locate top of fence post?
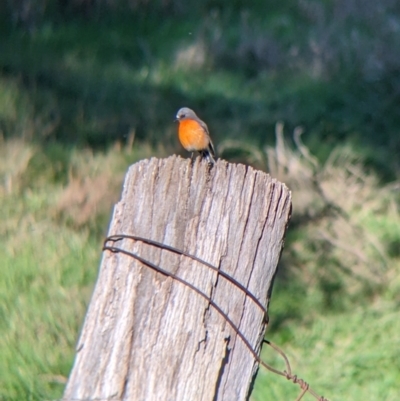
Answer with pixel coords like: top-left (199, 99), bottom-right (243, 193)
top-left (63, 155), bottom-right (292, 401)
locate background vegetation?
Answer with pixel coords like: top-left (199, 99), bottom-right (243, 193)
top-left (1, 1), bottom-right (399, 400)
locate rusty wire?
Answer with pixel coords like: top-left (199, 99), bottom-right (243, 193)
top-left (103, 234), bottom-right (329, 401)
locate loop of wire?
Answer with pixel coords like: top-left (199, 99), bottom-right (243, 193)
top-left (103, 234), bottom-right (329, 401)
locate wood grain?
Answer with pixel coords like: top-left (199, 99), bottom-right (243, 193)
top-left (63, 156), bottom-right (292, 401)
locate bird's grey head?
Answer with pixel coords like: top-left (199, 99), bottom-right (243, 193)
top-left (175, 107), bottom-right (197, 121)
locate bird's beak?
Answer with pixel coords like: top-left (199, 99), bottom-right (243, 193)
top-left (174, 117), bottom-right (179, 122)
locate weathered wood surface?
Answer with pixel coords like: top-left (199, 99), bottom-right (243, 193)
top-left (63, 155), bottom-right (292, 401)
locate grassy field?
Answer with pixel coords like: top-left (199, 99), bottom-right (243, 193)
top-left (1, 2), bottom-right (400, 400)
top-left (1, 135), bottom-right (399, 401)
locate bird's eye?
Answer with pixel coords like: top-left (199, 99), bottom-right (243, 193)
top-left (181, 114), bottom-right (185, 118)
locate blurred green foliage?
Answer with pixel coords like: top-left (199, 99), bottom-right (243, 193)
top-left (1, 0), bottom-right (400, 177)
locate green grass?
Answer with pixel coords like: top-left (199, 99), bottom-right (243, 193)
top-left (1, 137), bottom-right (399, 401)
top-left (0, 139), bottom-right (156, 401)
top-left (0, 224), bottom-right (98, 400)
top-left (0, 142), bottom-right (99, 400)
top-left (252, 298), bottom-right (400, 401)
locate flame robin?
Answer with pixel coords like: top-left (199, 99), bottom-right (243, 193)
top-left (175, 107), bottom-right (216, 164)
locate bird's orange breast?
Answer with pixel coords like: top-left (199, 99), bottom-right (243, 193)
top-left (178, 119), bottom-right (209, 152)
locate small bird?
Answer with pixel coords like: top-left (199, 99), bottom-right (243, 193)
top-left (175, 107), bottom-right (216, 164)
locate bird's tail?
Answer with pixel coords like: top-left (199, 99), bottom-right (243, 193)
top-left (200, 148), bottom-right (216, 165)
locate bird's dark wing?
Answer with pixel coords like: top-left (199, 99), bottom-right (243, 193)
top-left (195, 117), bottom-right (216, 157)
top-left (208, 137), bottom-right (216, 157)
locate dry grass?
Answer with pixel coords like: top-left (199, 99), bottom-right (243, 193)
top-left (56, 173), bottom-right (119, 227)
top-left (55, 141), bottom-right (157, 228)
top-left (0, 137), bottom-right (35, 196)
top-left (220, 123), bottom-right (400, 299)
top-left (55, 148), bottom-right (124, 228)
top-left (268, 123), bottom-right (400, 297)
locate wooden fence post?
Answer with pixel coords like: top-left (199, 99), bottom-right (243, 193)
top-left (63, 156), bottom-right (292, 401)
